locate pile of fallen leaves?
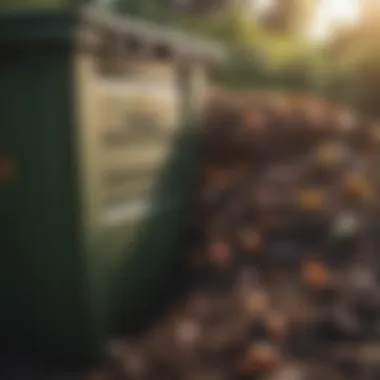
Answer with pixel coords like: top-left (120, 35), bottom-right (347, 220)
top-left (104, 90), bottom-right (380, 380)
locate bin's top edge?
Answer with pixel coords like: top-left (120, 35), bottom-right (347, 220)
top-left (0, 5), bottom-right (226, 63)
top-left (80, 6), bottom-right (226, 63)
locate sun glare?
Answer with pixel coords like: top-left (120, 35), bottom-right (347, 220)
top-left (252, 0), bottom-right (361, 41)
top-left (311, 0), bottom-right (361, 41)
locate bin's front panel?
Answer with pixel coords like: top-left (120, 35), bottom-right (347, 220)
top-left (100, 81), bottom-right (180, 224)
top-left (75, 54), bottom-right (187, 332)
top-left (97, 78), bottom-right (183, 268)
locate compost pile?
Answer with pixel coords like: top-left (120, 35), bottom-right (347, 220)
top-left (107, 91), bottom-right (380, 380)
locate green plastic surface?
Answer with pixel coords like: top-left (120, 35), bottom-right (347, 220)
top-left (0, 7), bottom-right (210, 366)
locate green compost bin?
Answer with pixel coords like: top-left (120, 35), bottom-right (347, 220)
top-left (0, 6), bottom-right (224, 365)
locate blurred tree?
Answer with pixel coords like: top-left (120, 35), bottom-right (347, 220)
top-left (260, 0), bottom-right (316, 37)
top-left (323, 2), bottom-right (380, 115)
